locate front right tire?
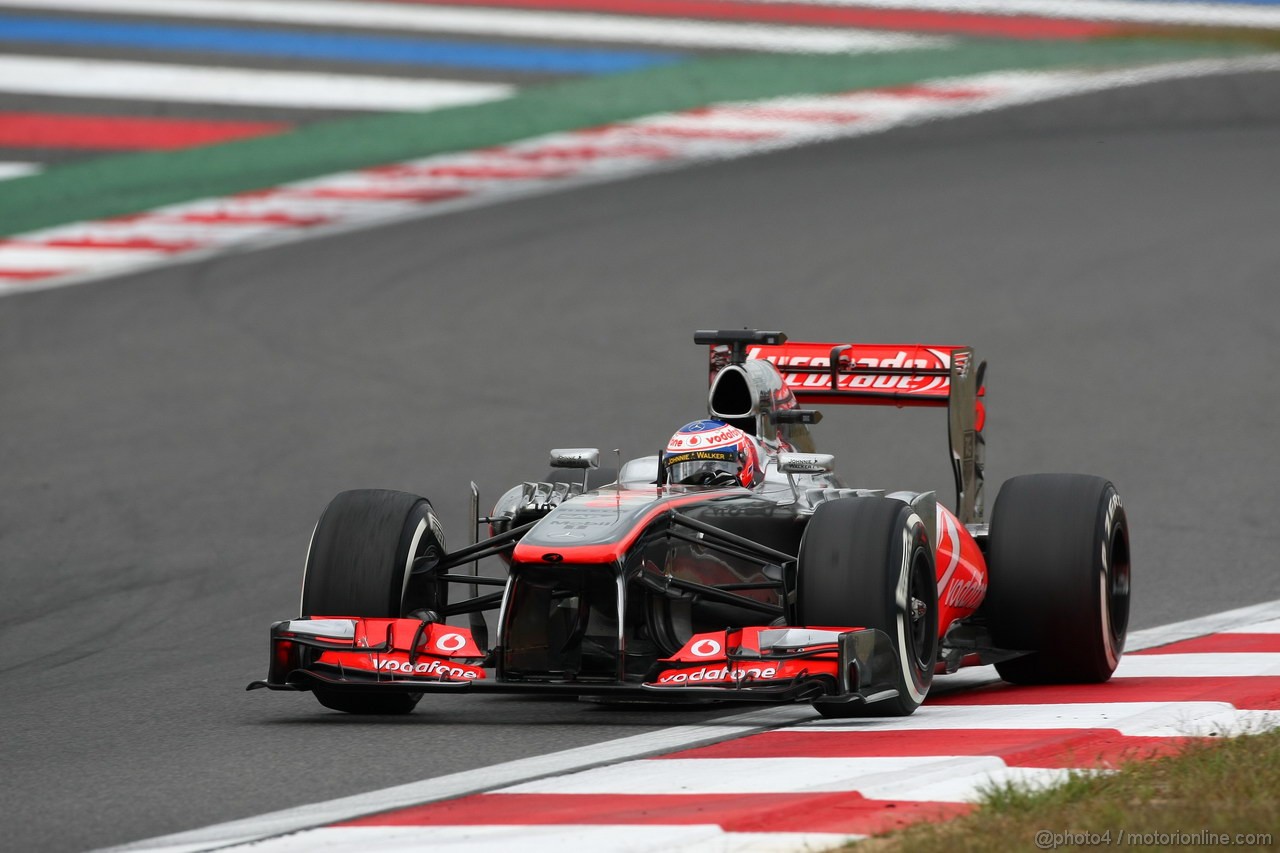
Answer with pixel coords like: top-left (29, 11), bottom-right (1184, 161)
top-left (300, 489), bottom-right (448, 714)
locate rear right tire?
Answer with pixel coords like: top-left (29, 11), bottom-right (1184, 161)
top-left (985, 474), bottom-right (1131, 684)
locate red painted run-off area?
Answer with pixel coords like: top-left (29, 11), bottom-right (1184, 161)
top-left (665, 728), bottom-right (1206, 768)
top-left (337, 791), bottom-right (974, 835)
top-left (0, 113), bottom-right (289, 150)
top-left (389, 0), bottom-right (1125, 38)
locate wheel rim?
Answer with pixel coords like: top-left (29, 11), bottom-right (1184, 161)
top-left (907, 549), bottom-right (935, 670)
top-left (1107, 524), bottom-right (1131, 648)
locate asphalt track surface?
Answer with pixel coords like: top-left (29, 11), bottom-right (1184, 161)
top-left (3, 69), bottom-right (1279, 852)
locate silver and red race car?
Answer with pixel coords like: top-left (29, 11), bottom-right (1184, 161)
top-left (250, 329), bottom-right (1131, 717)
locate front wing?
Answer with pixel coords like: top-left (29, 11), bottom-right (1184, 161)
top-left (248, 618), bottom-right (901, 708)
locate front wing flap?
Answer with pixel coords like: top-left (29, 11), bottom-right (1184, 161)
top-left (643, 626), bottom-right (901, 706)
top-left (247, 617), bottom-right (488, 693)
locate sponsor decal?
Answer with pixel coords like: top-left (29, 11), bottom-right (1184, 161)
top-left (375, 658), bottom-right (483, 680)
top-left (668, 425), bottom-right (739, 451)
top-left (745, 347), bottom-right (952, 394)
top-left (680, 420), bottom-right (723, 432)
top-left (690, 638), bottom-right (722, 658)
top-left (664, 450), bottom-right (736, 466)
top-left (943, 577), bottom-right (986, 610)
top-left (435, 632), bottom-right (467, 653)
top-left (656, 664), bottom-right (779, 684)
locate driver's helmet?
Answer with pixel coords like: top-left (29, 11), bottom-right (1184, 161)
top-left (663, 419), bottom-right (762, 488)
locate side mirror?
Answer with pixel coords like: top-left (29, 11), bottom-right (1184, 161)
top-left (772, 408), bottom-right (823, 425)
top-left (550, 448), bottom-right (600, 470)
top-left (777, 452), bottom-right (835, 475)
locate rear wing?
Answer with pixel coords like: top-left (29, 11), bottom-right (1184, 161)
top-left (696, 330), bottom-right (986, 524)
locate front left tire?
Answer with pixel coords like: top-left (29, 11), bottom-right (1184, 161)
top-left (796, 496), bottom-right (938, 717)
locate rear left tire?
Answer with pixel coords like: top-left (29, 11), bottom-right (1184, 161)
top-left (985, 474), bottom-right (1131, 684)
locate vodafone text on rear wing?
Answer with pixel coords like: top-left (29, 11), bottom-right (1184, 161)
top-left (696, 330), bottom-right (987, 524)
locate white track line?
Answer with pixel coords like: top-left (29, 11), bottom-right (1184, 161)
top-left (735, 0), bottom-right (1280, 29)
top-left (1128, 598), bottom-right (1280, 647)
top-left (500, 755), bottom-right (1075, 799)
top-left (799, 701), bottom-right (1279, 737)
top-left (1229, 617), bottom-right (1280, 634)
top-left (0, 55), bottom-right (513, 111)
top-left (0, 162), bottom-right (39, 181)
top-left (0, 245), bottom-right (171, 270)
top-left (1114, 653), bottom-right (1280, 677)
top-left (0, 0), bottom-right (944, 53)
top-left (240, 826), bottom-right (857, 853)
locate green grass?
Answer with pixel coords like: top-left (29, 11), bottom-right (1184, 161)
top-left (851, 728), bottom-right (1280, 852)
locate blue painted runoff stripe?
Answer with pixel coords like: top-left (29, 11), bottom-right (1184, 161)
top-left (0, 13), bottom-right (682, 75)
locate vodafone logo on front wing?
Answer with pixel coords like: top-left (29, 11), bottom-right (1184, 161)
top-left (690, 639), bottom-right (722, 658)
top-left (435, 633), bottom-right (467, 653)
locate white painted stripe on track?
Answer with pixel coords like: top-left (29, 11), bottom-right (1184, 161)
top-left (33, 221), bottom-right (305, 245)
top-left (797, 702), bottom-right (1280, 736)
top-left (0, 244), bottom-right (171, 270)
top-left (733, 0), bottom-right (1280, 29)
top-left (1114, 653), bottom-right (1280, 677)
top-left (235, 825), bottom-right (858, 853)
top-left (0, 0), bottom-right (945, 53)
top-left (498, 755), bottom-right (1075, 799)
top-left (1128, 598), bottom-right (1280, 647)
top-left (1228, 617), bottom-right (1280, 634)
top-left (169, 196), bottom-right (427, 219)
top-left (0, 55), bottom-right (513, 111)
top-left (95, 705), bottom-right (815, 853)
top-left (99, 599), bottom-right (1280, 852)
top-left (0, 162), bottom-right (39, 180)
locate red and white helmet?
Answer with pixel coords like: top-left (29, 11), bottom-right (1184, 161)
top-left (663, 420), bottom-right (762, 488)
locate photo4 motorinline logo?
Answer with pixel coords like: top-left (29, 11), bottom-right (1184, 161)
top-left (1035, 829), bottom-right (1273, 849)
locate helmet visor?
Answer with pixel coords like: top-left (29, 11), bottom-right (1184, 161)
top-left (665, 449), bottom-right (739, 485)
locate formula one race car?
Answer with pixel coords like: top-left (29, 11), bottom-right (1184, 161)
top-left (250, 330), bottom-right (1131, 717)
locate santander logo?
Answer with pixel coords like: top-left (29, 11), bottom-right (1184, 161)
top-left (745, 346), bottom-right (952, 394)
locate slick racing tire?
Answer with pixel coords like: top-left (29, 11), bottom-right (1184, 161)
top-left (986, 474), bottom-right (1131, 685)
top-left (301, 489), bottom-right (448, 715)
top-left (797, 497), bottom-right (938, 717)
